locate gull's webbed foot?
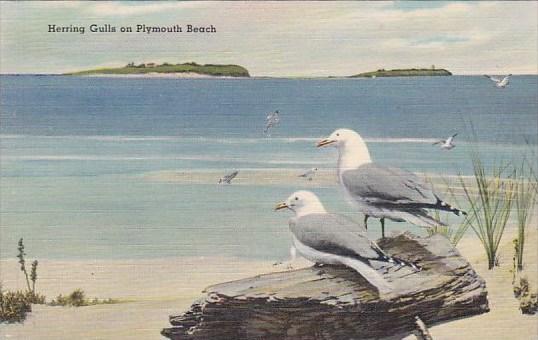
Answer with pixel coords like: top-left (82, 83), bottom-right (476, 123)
top-left (273, 261), bottom-right (294, 271)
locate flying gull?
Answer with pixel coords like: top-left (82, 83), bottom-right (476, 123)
top-left (275, 190), bottom-right (419, 294)
top-left (317, 128), bottom-right (465, 238)
top-left (298, 167), bottom-right (318, 181)
top-left (218, 170), bottom-right (239, 184)
top-left (263, 110), bottom-right (280, 136)
top-left (484, 74), bottom-right (511, 88)
top-left (433, 133), bottom-right (458, 150)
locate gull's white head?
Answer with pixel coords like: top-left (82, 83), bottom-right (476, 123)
top-left (275, 190), bottom-right (326, 217)
top-left (317, 128), bottom-right (362, 148)
top-left (317, 128), bottom-right (372, 171)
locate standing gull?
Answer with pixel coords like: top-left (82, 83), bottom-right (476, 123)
top-left (433, 133), bottom-right (458, 150)
top-left (218, 170), bottom-right (239, 184)
top-left (275, 191), bottom-right (418, 294)
top-left (263, 110), bottom-right (280, 136)
top-left (298, 167), bottom-right (318, 181)
top-left (317, 129), bottom-right (465, 238)
top-left (484, 74), bottom-right (511, 88)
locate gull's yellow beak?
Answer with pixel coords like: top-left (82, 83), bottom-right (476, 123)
top-left (317, 138), bottom-right (335, 147)
top-left (274, 202), bottom-right (288, 211)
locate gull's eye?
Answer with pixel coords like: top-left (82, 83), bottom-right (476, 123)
top-left (336, 133), bottom-right (340, 137)
top-left (295, 197), bottom-right (299, 201)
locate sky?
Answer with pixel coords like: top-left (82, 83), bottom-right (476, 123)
top-left (0, 1), bottom-right (537, 76)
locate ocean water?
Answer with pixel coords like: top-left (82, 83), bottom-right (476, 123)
top-left (1, 75), bottom-right (536, 260)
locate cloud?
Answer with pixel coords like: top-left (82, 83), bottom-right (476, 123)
top-left (87, 2), bottom-right (210, 17)
top-left (410, 36), bottom-right (469, 47)
top-left (0, 1), bottom-right (536, 75)
top-left (391, 1), bottom-right (453, 12)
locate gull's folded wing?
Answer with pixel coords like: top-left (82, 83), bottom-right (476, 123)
top-left (290, 213), bottom-right (381, 261)
top-left (341, 163), bottom-right (438, 206)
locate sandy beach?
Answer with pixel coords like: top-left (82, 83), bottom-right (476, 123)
top-left (1, 225), bottom-right (536, 339)
top-left (0, 257), bottom-right (282, 339)
top-left (406, 225), bottom-right (538, 340)
top-left (143, 168), bottom-right (477, 191)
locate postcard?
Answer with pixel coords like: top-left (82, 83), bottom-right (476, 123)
top-left (0, 1), bottom-right (536, 339)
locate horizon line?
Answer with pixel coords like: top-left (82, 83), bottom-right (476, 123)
top-left (1, 73), bottom-right (537, 77)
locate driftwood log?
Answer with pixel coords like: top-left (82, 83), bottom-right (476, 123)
top-left (162, 233), bottom-right (489, 339)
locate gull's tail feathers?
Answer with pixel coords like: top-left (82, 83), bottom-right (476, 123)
top-left (339, 256), bottom-right (393, 294)
top-left (370, 243), bottom-right (421, 272)
top-left (434, 198), bottom-right (467, 216)
top-left (397, 209), bottom-right (447, 228)
top-left (402, 199), bottom-right (467, 217)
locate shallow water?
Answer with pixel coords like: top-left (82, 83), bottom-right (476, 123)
top-left (1, 75), bottom-right (536, 260)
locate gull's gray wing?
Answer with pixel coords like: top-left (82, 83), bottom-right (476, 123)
top-left (298, 169), bottom-right (313, 177)
top-left (222, 171), bottom-right (239, 183)
top-left (484, 75), bottom-right (501, 83)
top-left (342, 163), bottom-right (438, 206)
top-left (290, 213), bottom-right (382, 261)
top-left (499, 76), bottom-right (510, 86)
top-left (446, 133), bottom-right (457, 144)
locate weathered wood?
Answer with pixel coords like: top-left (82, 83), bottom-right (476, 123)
top-left (162, 233), bottom-right (489, 339)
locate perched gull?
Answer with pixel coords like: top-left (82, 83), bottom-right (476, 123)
top-left (317, 129), bottom-right (465, 238)
top-left (484, 74), bottom-right (511, 88)
top-left (263, 110), bottom-right (280, 136)
top-left (218, 170), bottom-right (239, 184)
top-left (275, 190), bottom-right (419, 294)
top-left (433, 133), bottom-right (458, 150)
top-left (298, 167), bottom-right (318, 181)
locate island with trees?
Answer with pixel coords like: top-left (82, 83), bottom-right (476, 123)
top-left (65, 62), bottom-right (250, 77)
top-left (351, 66), bottom-right (452, 78)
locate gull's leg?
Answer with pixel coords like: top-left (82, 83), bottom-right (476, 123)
top-left (273, 246), bottom-right (296, 270)
top-left (364, 215), bottom-right (369, 230)
top-left (288, 245), bottom-right (296, 269)
top-left (381, 218), bottom-right (386, 238)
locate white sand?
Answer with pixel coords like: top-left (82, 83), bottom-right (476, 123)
top-left (143, 169), bottom-right (475, 193)
top-left (421, 226), bottom-right (538, 340)
top-left (144, 169), bottom-right (338, 187)
top-left (1, 228), bottom-right (536, 339)
top-left (0, 257), bottom-right (294, 339)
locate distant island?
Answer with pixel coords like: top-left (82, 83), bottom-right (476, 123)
top-left (65, 62), bottom-right (250, 77)
top-left (351, 67), bottom-right (452, 78)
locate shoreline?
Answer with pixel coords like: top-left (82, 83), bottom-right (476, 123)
top-left (0, 256), bottom-right (280, 300)
top-left (1, 227), bottom-right (536, 339)
top-left (79, 72), bottom-right (248, 79)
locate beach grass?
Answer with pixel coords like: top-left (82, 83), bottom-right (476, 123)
top-left (0, 284), bottom-right (45, 323)
top-left (48, 289), bottom-right (119, 307)
top-left (458, 152), bottom-right (515, 270)
top-left (512, 158), bottom-right (537, 271)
